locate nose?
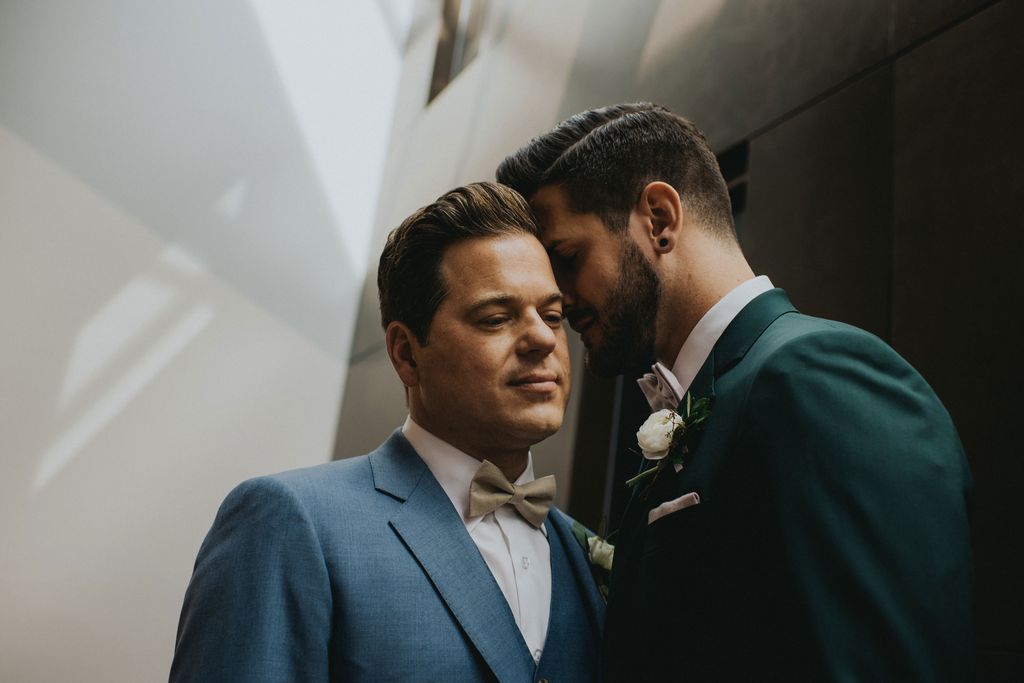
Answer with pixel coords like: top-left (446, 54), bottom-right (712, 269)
top-left (517, 310), bottom-right (559, 357)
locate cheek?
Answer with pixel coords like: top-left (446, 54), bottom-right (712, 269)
top-left (554, 336), bottom-right (572, 376)
top-left (420, 348), bottom-right (473, 391)
top-left (577, 264), bottom-right (608, 303)
top-left (443, 344), bottom-right (507, 388)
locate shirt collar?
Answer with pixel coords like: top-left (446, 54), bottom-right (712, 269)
top-left (664, 275), bottom-right (774, 397)
top-left (401, 416), bottom-right (539, 534)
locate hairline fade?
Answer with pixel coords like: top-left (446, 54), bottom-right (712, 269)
top-left (496, 102), bottom-right (736, 241)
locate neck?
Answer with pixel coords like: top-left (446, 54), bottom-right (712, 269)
top-left (655, 235), bottom-right (754, 365)
top-left (475, 450), bottom-right (530, 482)
top-left (409, 403), bottom-right (530, 481)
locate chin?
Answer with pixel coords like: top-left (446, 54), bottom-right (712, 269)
top-left (515, 409), bottom-right (564, 444)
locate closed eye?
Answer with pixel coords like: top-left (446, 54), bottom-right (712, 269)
top-left (480, 315), bottom-right (510, 328)
top-left (543, 310), bottom-right (565, 326)
top-left (557, 251), bottom-right (578, 268)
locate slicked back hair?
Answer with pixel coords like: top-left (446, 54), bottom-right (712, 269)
top-left (496, 102), bottom-right (736, 240)
top-left (378, 181), bottom-right (538, 343)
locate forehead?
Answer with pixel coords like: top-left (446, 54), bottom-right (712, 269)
top-left (529, 185), bottom-right (605, 246)
top-left (438, 234), bottom-right (557, 302)
top-left (529, 185), bottom-right (572, 224)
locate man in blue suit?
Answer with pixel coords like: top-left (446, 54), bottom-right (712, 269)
top-left (170, 182), bottom-right (605, 682)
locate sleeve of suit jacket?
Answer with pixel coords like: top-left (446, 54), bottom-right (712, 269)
top-left (738, 325), bottom-right (973, 680)
top-left (170, 476), bottom-right (332, 682)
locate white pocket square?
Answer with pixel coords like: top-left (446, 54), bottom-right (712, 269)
top-left (648, 491), bottom-right (700, 525)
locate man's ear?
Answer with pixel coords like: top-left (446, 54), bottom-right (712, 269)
top-left (385, 321), bottom-right (421, 388)
top-left (638, 181), bottom-right (683, 254)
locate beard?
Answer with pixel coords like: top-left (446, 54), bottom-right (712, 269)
top-left (585, 238), bottom-right (660, 377)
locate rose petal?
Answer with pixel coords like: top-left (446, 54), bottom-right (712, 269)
top-left (641, 448), bottom-right (670, 461)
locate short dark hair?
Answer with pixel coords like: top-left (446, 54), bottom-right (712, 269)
top-left (378, 181), bottom-right (538, 343)
top-left (496, 102), bottom-right (735, 239)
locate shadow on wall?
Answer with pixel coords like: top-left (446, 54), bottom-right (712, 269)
top-left (0, 0), bottom-right (382, 360)
top-left (0, 0), bottom-right (412, 680)
top-left (33, 245), bottom-right (214, 493)
top-left (0, 122), bottom-right (347, 682)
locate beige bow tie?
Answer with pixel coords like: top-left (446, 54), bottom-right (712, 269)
top-left (468, 460), bottom-right (556, 528)
top-left (637, 362), bottom-right (683, 411)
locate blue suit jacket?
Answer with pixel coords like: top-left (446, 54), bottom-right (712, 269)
top-left (171, 431), bottom-right (604, 682)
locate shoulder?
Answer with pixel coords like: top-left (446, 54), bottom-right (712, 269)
top-left (226, 455), bottom-right (369, 509)
top-left (747, 313), bottom-right (927, 392)
top-left (259, 455), bottom-right (372, 499)
top-left (757, 312), bottom-right (891, 360)
top-left (735, 314), bottom-right (964, 475)
top-left (194, 455), bottom-right (385, 574)
top-left (744, 312), bottom-right (930, 410)
top-left (209, 455), bottom-right (380, 545)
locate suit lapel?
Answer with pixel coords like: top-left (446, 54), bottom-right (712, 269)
top-left (607, 290), bottom-right (801, 674)
top-left (686, 288), bottom-right (797, 401)
top-left (676, 289), bottom-right (797, 498)
top-left (687, 349), bottom-right (717, 403)
top-left (372, 431), bottom-right (534, 683)
top-left (546, 511), bottom-right (604, 640)
top-left (710, 288), bottom-right (796, 379)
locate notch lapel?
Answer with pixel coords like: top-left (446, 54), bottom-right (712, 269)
top-left (373, 432), bottom-right (534, 683)
top-left (546, 511), bottom-right (605, 639)
top-left (711, 288), bottom-right (797, 378)
top-left (687, 349), bottom-right (717, 405)
top-left (676, 289), bottom-right (798, 497)
top-left (686, 289), bottom-right (797, 401)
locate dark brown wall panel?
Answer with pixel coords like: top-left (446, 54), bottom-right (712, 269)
top-left (890, 0), bottom-right (993, 54)
top-left (893, 0), bottom-right (1024, 668)
top-left (556, 0), bottom-right (892, 151)
top-left (744, 67), bottom-right (893, 339)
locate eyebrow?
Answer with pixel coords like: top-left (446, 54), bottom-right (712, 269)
top-left (466, 291), bottom-right (564, 315)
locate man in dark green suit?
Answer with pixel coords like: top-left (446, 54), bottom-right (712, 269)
top-left (497, 103), bottom-right (974, 681)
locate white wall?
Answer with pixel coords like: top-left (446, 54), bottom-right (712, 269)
top-left (0, 1), bottom-right (410, 680)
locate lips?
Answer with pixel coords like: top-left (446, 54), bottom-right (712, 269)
top-left (509, 372), bottom-right (560, 394)
top-left (509, 372), bottom-right (559, 385)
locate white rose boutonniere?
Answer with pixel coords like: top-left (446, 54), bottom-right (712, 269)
top-left (627, 392), bottom-right (712, 489)
top-left (636, 409), bottom-right (684, 460)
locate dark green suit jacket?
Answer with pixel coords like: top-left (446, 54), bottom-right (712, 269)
top-left (603, 289), bottom-right (973, 681)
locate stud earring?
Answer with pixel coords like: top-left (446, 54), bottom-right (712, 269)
top-left (658, 238), bottom-right (669, 248)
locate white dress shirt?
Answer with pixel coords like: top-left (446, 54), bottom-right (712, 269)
top-left (402, 416), bottom-right (551, 663)
top-left (644, 275), bottom-right (775, 403)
